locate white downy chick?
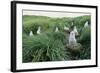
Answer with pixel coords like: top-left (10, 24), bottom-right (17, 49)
top-left (71, 22), bottom-right (74, 26)
top-left (55, 27), bottom-right (59, 32)
top-left (64, 26), bottom-right (69, 31)
top-left (69, 31), bottom-right (77, 46)
top-left (84, 21), bottom-right (89, 27)
top-left (37, 26), bottom-right (41, 34)
top-left (74, 26), bottom-right (78, 36)
top-left (29, 31), bottom-right (33, 36)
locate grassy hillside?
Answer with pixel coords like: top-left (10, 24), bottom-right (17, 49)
top-left (22, 15), bottom-right (91, 63)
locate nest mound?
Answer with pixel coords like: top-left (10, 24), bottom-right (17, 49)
top-left (66, 43), bottom-right (83, 53)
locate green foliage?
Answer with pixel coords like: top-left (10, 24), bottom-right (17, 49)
top-left (77, 26), bottom-right (91, 59)
top-left (79, 48), bottom-right (91, 59)
top-left (22, 15), bottom-right (91, 62)
top-left (73, 15), bottom-right (91, 27)
top-left (23, 32), bottom-right (66, 62)
top-left (78, 26), bottom-right (91, 47)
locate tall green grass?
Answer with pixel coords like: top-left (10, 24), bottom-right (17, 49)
top-left (22, 15), bottom-right (91, 62)
top-left (23, 32), bottom-right (67, 62)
